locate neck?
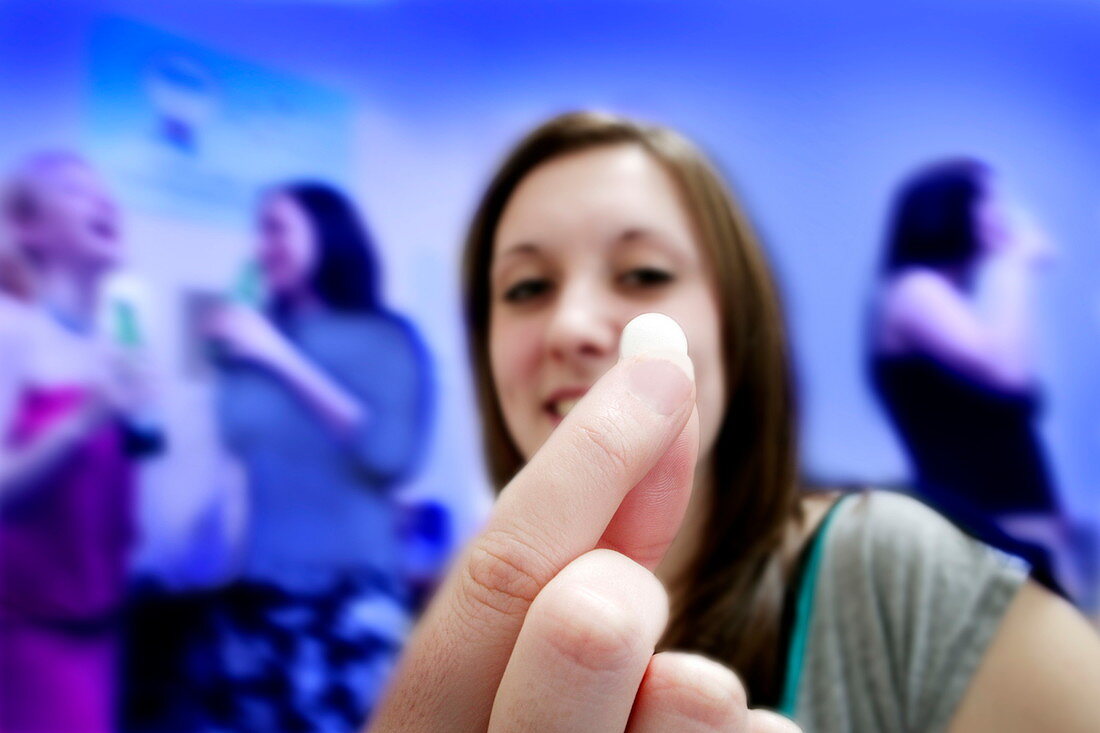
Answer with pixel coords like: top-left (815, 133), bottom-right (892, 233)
top-left (37, 263), bottom-right (102, 333)
top-left (655, 458), bottom-right (714, 595)
top-left (272, 288), bottom-right (321, 320)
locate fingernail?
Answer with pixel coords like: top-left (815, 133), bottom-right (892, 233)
top-left (620, 313), bottom-right (694, 415)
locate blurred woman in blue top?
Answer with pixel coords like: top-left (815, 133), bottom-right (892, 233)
top-left (201, 182), bottom-right (433, 732)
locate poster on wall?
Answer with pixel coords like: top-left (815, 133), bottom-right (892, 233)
top-left (84, 16), bottom-right (353, 225)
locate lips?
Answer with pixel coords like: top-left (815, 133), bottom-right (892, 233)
top-left (89, 216), bottom-right (117, 241)
top-left (550, 397), bottom-right (579, 418)
top-left (543, 387), bottom-right (589, 422)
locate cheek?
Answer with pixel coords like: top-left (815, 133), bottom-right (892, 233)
top-left (258, 246), bottom-right (289, 287)
top-left (489, 312), bottom-right (546, 454)
top-left (976, 203), bottom-right (1009, 251)
top-left (695, 346), bottom-right (727, 457)
top-left (40, 206), bottom-right (84, 255)
top-left (678, 291), bottom-right (726, 456)
top-left (263, 238), bottom-right (312, 290)
top-left (284, 239), bottom-right (316, 280)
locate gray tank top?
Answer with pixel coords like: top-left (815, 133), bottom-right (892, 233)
top-left (783, 491), bottom-right (1027, 732)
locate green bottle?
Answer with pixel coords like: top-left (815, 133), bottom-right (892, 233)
top-left (113, 298), bottom-right (142, 349)
top-left (231, 260), bottom-right (265, 307)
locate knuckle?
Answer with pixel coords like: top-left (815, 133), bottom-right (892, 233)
top-left (575, 412), bottom-right (633, 476)
top-left (536, 583), bottom-right (647, 675)
top-left (601, 534), bottom-right (671, 571)
top-left (459, 529), bottom-right (548, 621)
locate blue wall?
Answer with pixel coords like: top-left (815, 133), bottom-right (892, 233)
top-left (3, 0), bottom-right (1097, 527)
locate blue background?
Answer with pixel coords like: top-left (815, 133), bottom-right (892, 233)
top-left (1, 0), bottom-right (1097, 584)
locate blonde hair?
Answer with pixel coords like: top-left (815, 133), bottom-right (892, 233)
top-left (462, 112), bottom-right (804, 704)
top-left (1, 150), bottom-right (93, 299)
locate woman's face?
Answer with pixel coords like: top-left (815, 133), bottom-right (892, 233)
top-left (258, 192), bottom-right (318, 297)
top-left (16, 160), bottom-right (122, 272)
top-left (973, 176), bottom-right (1013, 256)
top-left (489, 144), bottom-right (726, 463)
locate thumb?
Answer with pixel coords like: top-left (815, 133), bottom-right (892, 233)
top-left (596, 313), bottom-right (700, 570)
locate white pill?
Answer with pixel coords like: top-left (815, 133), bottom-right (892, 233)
top-left (619, 312), bottom-right (689, 359)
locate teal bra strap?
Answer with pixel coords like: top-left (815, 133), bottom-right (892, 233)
top-left (776, 495), bottom-right (849, 717)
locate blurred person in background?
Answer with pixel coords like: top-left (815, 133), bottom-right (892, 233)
top-left (868, 158), bottom-right (1070, 593)
top-left (0, 151), bottom-right (155, 732)
top-left (0, 211), bottom-right (34, 303)
top-left (370, 113), bottom-right (1100, 733)
top-left (195, 182), bottom-right (433, 732)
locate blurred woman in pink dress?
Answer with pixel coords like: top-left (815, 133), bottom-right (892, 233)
top-left (0, 152), bottom-right (152, 732)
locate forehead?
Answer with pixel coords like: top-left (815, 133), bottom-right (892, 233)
top-left (494, 144), bottom-right (696, 257)
top-left (264, 191), bottom-right (299, 213)
top-left (263, 191), bottom-right (312, 222)
top-left (24, 159), bottom-right (102, 198)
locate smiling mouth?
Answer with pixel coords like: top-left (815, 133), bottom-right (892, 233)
top-left (89, 218), bottom-right (117, 240)
top-left (547, 398), bottom-right (581, 419)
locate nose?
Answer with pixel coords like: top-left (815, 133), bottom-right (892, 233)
top-left (96, 195), bottom-right (119, 222)
top-left (544, 278), bottom-right (621, 365)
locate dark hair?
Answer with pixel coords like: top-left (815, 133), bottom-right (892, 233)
top-left (278, 182), bottom-right (381, 312)
top-left (463, 112), bottom-right (803, 705)
top-left (883, 158), bottom-right (991, 275)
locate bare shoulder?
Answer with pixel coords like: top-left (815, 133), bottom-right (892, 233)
top-left (0, 294), bottom-right (32, 352)
top-left (875, 269), bottom-right (964, 351)
top-left (949, 581), bottom-right (1100, 732)
top-left (882, 267), bottom-right (962, 315)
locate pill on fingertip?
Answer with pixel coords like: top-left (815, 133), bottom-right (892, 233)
top-left (620, 313), bottom-right (694, 411)
top-left (620, 312), bottom-right (689, 359)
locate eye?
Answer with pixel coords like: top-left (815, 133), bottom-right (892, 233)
top-left (619, 267), bottom-right (674, 289)
top-left (503, 278), bottom-right (552, 303)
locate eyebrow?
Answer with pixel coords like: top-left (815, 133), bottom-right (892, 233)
top-left (491, 242), bottom-right (545, 284)
top-left (618, 227), bottom-right (647, 243)
top-left (495, 226), bottom-right (690, 268)
top-left (612, 226), bottom-right (690, 265)
top-left (496, 242), bottom-right (541, 261)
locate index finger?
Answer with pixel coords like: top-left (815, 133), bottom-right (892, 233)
top-left (371, 314), bottom-right (696, 731)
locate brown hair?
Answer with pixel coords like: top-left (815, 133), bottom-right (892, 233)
top-left (462, 112), bottom-right (806, 703)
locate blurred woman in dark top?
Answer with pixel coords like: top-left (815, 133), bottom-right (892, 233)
top-left (868, 158), bottom-right (1066, 590)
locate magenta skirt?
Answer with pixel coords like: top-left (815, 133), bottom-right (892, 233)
top-left (0, 621), bottom-right (118, 733)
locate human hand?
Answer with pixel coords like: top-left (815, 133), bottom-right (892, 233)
top-left (1002, 206), bottom-right (1056, 268)
top-left (370, 314), bottom-right (799, 732)
top-left (89, 345), bottom-right (159, 420)
top-left (201, 301), bottom-right (291, 366)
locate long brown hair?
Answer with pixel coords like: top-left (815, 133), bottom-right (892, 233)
top-left (462, 111), bottom-right (803, 705)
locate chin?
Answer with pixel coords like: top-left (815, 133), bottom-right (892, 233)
top-left (85, 248), bottom-right (123, 272)
top-left (509, 425), bottom-right (546, 464)
top-left (266, 269), bottom-right (302, 296)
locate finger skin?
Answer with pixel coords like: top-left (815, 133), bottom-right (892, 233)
top-left (488, 550), bottom-right (668, 732)
top-left (747, 709), bottom-right (802, 732)
top-left (370, 353), bottom-right (696, 731)
top-left (598, 405), bottom-right (699, 570)
top-left (627, 651), bottom-right (748, 733)
top-left (492, 355), bottom-right (696, 575)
